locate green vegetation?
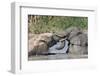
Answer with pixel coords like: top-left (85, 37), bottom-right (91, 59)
top-left (28, 15), bottom-right (88, 34)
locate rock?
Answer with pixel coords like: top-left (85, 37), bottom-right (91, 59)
top-left (52, 34), bottom-right (60, 42)
top-left (70, 35), bottom-right (81, 45)
top-left (70, 34), bottom-right (87, 46)
top-left (28, 41), bottom-right (48, 56)
top-left (48, 31), bottom-right (68, 47)
top-left (67, 27), bottom-right (82, 40)
top-left (79, 34), bottom-right (88, 46)
top-left (68, 44), bottom-right (88, 55)
top-left (28, 33), bottom-right (53, 56)
top-left (82, 29), bottom-right (88, 35)
top-left (28, 27), bottom-right (88, 56)
top-left (66, 27), bottom-right (88, 55)
top-left (38, 33), bottom-right (53, 43)
top-left (28, 33), bottom-right (35, 39)
top-left (55, 31), bottom-right (67, 38)
top-left (52, 26), bottom-right (82, 41)
top-left (52, 31), bottom-right (67, 42)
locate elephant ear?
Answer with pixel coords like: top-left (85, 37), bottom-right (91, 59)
top-left (55, 40), bottom-right (66, 50)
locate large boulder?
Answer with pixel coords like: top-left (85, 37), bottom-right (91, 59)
top-left (63, 26), bottom-right (88, 55)
top-left (65, 26), bottom-right (82, 40)
top-left (28, 33), bottom-right (53, 56)
top-left (68, 44), bottom-right (88, 55)
top-left (52, 26), bottom-right (82, 42)
top-left (28, 27), bottom-right (88, 56)
top-left (52, 27), bottom-right (82, 41)
top-left (54, 31), bottom-right (67, 38)
top-left (68, 33), bottom-right (88, 55)
top-left (52, 31), bottom-right (67, 42)
top-left (28, 33), bottom-right (34, 39)
top-left (70, 34), bottom-right (87, 46)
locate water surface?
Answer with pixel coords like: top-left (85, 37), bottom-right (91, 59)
top-left (28, 54), bottom-right (88, 61)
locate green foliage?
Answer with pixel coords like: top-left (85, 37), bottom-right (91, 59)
top-left (28, 15), bottom-right (88, 34)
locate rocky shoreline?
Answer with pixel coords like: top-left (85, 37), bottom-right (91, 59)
top-left (28, 26), bottom-right (88, 57)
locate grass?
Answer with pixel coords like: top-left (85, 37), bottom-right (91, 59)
top-left (28, 15), bottom-right (88, 34)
